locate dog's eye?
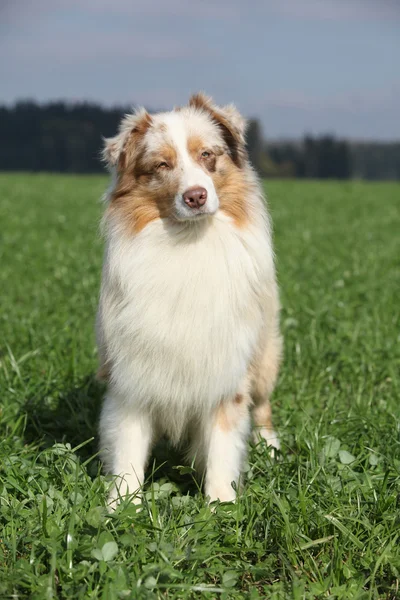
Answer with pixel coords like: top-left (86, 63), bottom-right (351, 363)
top-left (157, 162), bottom-right (169, 170)
top-left (201, 151), bottom-right (211, 158)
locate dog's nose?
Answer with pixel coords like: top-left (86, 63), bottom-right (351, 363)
top-left (182, 187), bottom-right (207, 209)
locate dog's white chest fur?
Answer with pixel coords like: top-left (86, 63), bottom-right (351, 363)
top-left (99, 214), bottom-right (273, 440)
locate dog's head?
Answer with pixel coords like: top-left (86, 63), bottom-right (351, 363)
top-left (103, 93), bottom-right (250, 233)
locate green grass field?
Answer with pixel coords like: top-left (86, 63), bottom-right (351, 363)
top-left (1, 174), bottom-right (399, 599)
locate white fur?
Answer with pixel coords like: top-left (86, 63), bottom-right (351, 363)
top-left (159, 112), bottom-right (219, 220)
top-left (99, 211), bottom-right (274, 429)
top-left (97, 105), bottom-right (279, 506)
top-left (100, 393), bottom-right (153, 506)
top-left (203, 397), bottom-right (252, 502)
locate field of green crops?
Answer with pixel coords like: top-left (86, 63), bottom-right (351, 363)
top-left (1, 174), bottom-right (399, 599)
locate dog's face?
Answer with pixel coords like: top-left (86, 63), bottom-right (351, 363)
top-left (104, 93), bottom-right (250, 233)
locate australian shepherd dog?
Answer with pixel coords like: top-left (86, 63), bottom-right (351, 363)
top-left (96, 93), bottom-right (282, 507)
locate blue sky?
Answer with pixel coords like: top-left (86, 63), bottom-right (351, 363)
top-left (1, 0), bottom-right (399, 139)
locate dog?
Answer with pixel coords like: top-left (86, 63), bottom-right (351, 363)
top-left (96, 93), bottom-right (282, 507)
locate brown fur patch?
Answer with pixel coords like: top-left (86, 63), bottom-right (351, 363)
top-left (108, 171), bottom-right (178, 235)
top-left (96, 362), bottom-right (110, 382)
top-left (188, 92), bottom-right (211, 112)
top-left (187, 135), bottom-right (205, 157)
top-left (110, 131), bottom-right (179, 235)
top-left (187, 135), bottom-right (218, 173)
top-left (217, 394), bottom-right (251, 432)
top-left (211, 154), bottom-right (249, 227)
top-left (250, 331), bottom-right (282, 435)
top-left (250, 332), bottom-right (283, 403)
top-left (134, 143), bottom-right (178, 178)
top-left (189, 93), bottom-right (247, 168)
top-left (118, 112), bottom-right (153, 171)
top-left (134, 111), bottom-right (153, 135)
top-left (252, 402), bottom-right (273, 431)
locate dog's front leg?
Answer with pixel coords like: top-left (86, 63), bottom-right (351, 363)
top-left (204, 393), bottom-right (251, 503)
top-left (100, 393), bottom-right (154, 509)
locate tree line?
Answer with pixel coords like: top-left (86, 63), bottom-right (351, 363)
top-left (1, 101), bottom-right (399, 179)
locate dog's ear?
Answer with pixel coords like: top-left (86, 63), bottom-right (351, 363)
top-left (189, 92), bottom-right (247, 168)
top-left (102, 108), bottom-right (152, 171)
top-left (102, 135), bottom-right (124, 170)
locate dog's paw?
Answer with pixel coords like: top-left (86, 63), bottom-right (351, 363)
top-left (253, 427), bottom-right (280, 457)
top-left (206, 483), bottom-right (236, 506)
top-left (106, 480), bottom-right (143, 513)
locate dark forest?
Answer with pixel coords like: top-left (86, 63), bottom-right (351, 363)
top-left (1, 101), bottom-right (399, 179)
